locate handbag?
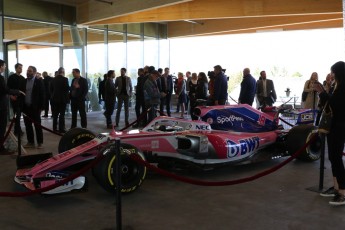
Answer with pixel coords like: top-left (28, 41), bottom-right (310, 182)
top-left (318, 102), bottom-right (332, 134)
top-left (302, 91), bottom-right (308, 102)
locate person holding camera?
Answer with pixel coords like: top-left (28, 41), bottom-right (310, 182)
top-left (316, 61), bottom-right (345, 206)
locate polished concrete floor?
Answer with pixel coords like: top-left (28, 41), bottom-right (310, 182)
top-left (0, 107), bottom-right (344, 230)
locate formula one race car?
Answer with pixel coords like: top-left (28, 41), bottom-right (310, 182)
top-left (14, 104), bottom-right (321, 195)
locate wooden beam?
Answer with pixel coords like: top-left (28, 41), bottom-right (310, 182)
top-left (78, 0), bottom-right (191, 24)
top-left (167, 13), bottom-right (343, 37)
top-left (202, 19), bottom-right (343, 36)
top-left (87, 0), bottom-right (342, 25)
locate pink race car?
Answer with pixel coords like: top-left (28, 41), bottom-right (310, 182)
top-left (15, 104), bottom-right (321, 194)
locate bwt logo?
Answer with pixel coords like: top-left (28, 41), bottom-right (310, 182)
top-left (226, 136), bottom-right (260, 158)
top-left (217, 115), bottom-right (244, 124)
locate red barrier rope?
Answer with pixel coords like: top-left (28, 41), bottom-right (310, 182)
top-left (0, 152), bottom-right (105, 197)
top-left (130, 133), bottom-right (318, 186)
top-left (0, 117), bottom-right (16, 147)
top-left (22, 113), bottom-right (63, 136)
top-left (119, 108), bottom-right (151, 131)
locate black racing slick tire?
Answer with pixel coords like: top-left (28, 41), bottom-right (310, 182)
top-left (92, 143), bottom-right (146, 194)
top-left (286, 124), bottom-right (321, 162)
top-left (58, 128), bottom-right (96, 153)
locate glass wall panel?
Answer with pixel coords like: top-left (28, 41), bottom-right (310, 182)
top-left (144, 37), bottom-right (158, 68)
top-left (159, 39), bottom-right (170, 69)
top-left (127, 34), bottom-right (143, 86)
top-left (63, 25), bottom-right (85, 47)
top-left (85, 28), bottom-right (106, 112)
top-left (18, 46), bottom-right (59, 75)
top-left (144, 23), bottom-right (157, 37)
top-left (4, 17), bottom-right (60, 43)
top-left (108, 30), bottom-right (126, 76)
top-left (108, 24), bottom-right (125, 32)
top-left (127, 23), bottom-right (141, 35)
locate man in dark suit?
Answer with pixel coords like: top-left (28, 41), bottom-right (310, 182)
top-left (256, 70), bottom-right (277, 107)
top-left (115, 67), bottom-right (132, 127)
top-left (23, 66), bottom-right (45, 149)
top-left (239, 68), bottom-right (256, 106)
top-left (0, 60), bottom-right (23, 154)
top-left (160, 67), bottom-right (174, 116)
top-left (70, 68), bottom-right (88, 129)
top-left (7, 63), bottom-right (26, 136)
top-left (42, 71), bottom-right (53, 117)
top-left (50, 67), bottom-right (69, 133)
top-left (104, 70), bottom-right (116, 128)
top-left (134, 68), bottom-right (147, 128)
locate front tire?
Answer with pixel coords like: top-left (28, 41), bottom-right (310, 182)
top-left (286, 124), bottom-right (321, 161)
top-left (58, 128), bottom-right (96, 153)
top-left (92, 143), bottom-right (146, 194)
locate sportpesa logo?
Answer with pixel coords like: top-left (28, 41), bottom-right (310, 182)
top-left (217, 115), bottom-right (244, 124)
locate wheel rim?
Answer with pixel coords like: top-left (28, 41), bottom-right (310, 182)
top-left (107, 154), bottom-right (145, 188)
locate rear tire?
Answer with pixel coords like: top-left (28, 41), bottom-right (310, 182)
top-left (92, 143), bottom-right (146, 194)
top-left (58, 128), bottom-right (96, 153)
top-left (286, 124), bottom-right (321, 161)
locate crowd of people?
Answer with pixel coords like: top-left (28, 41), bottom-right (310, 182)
top-left (0, 62), bottom-right (89, 152)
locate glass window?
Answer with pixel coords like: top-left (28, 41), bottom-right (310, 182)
top-left (4, 17), bottom-right (60, 44)
top-left (159, 39), bottom-right (170, 69)
top-left (144, 23), bottom-right (157, 37)
top-left (85, 28), bottom-right (107, 112)
top-left (127, 23), bottom-right (141, 35)
top-left (144, 37), bottom-right (158, 68)
top-left (63, 26), bottom-right (85, 46)
top-left (108, 24), bottom-right (125, 32)
top-left (127, 34), bottom-right (143, 86)
top-left (108, 30), bottom-right (126, 77)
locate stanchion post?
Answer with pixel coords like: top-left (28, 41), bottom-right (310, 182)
top-left (16, 107), bottom-right (21, 157)
top-left (318, 133), bottom-right (325, 191)
top-left (115, 138), bottom-right (122, 230)
top-left (306, 133), bottom-right (325, 193)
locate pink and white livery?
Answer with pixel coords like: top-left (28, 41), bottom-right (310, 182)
top-left (15, 104), bottom-right (321, 194)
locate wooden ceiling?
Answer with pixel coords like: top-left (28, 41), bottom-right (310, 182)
top-left (39, 0), bottom-right (343, 38)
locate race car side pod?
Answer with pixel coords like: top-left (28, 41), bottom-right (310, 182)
top-left (129, 133), bottom-right (319, 186)
top-left (22, 113), bottom-right (63, 137)
top-left (0, 151), bottom-right (106, 197)
top-left (279, 117), bottom-right (295, 127)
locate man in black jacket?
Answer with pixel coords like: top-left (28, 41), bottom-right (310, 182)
top-left (7, 63), bottom-right (25, 136)
top-left (0, 60), bottom-right (23, 154)
top-left (42, 71), bottom-right (53, 117)
top-left (134, 68), bottom-right (147, 127)
top-left (70, 68), bottom-right (88, 129)
top-left (50, 67), bottom-right (69, 133)
top-left (23, 66), bottom-right (45, 149)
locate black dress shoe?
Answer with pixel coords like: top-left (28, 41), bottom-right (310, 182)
top-left (107, 125), bottom-right (113, 129)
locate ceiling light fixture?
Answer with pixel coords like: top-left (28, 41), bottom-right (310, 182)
top-left (95, 0), bottom-right (113, 5)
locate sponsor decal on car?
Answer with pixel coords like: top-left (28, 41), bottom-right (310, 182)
top-left (226, 136), bottom-right (260, 158)
top-left (217, 115), bottom-right (244, 125)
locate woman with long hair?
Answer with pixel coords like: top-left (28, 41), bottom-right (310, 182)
top-left (176, 72), bottom-right (186, 118)
top-left (316, 61), bottom-right (345, 205)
